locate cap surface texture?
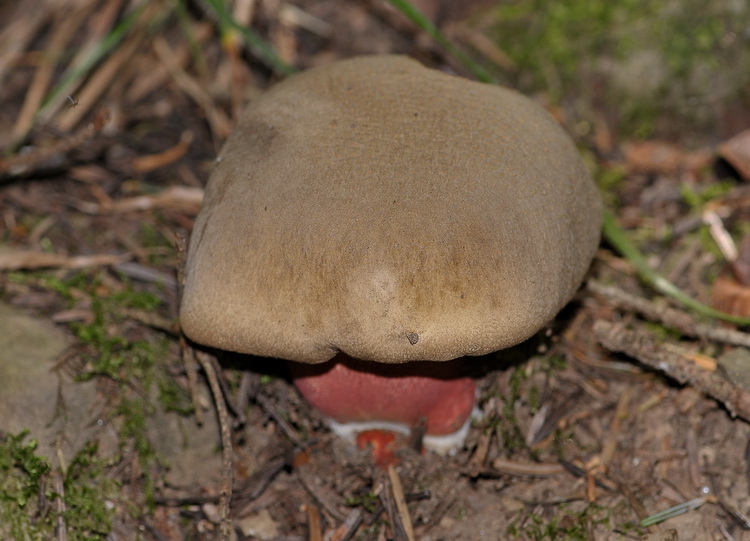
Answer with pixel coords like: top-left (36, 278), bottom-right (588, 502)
top-left (180, 55), bottom-right (602, 364)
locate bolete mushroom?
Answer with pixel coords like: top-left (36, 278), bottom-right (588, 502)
top-left (180, 55), bottom-right (602, 453)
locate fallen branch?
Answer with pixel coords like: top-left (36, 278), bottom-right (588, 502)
top-left (593, 320), bottom-right (750, 423)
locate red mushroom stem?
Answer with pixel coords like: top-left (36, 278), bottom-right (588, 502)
top-left (290, 354), bottom-right (477, 442)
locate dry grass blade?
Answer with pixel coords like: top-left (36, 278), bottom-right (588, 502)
top-left (180, 335), bottom-right (203, 426)
top-left (52, 28), bottom-right (144, 132)
top-left (466, 428), bottom-right (492, 476)
top-left (327, 508), bottom-right (363, 541)
top-left (279, 4), bottom-right (332, 38)
top-left (232, 456), bottom-right (288, 508)
top-left (11, 3), bottom-right (91, 142)
top-left (35, 0), bottom-right (128, 126)
top-left (126, 22), bottom-right (213, 104)
top-left (387, 464), bottom-right (415, 541)
top-left (132, 131), bottom-right (195, 173)
top-left (0, 1), bottom-right (50, 88)
top-left (303, 503), bottom-right (322, 541)
top-left (443, 22), bottom-right (516, 72)
top-left (153, 36), bottom-right (233, 140)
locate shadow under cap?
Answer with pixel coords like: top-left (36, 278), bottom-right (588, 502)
top-left (180, 54), bottom-right (602, 365)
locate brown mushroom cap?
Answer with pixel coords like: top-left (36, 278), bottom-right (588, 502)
top-left (180, 55), bottom-right (602, 364)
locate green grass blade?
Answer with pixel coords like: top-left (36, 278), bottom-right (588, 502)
top-left (40, 3), bottom-right (147, 115)
top-left (201, 0), bottom-right (295, 76)
top-left (384, 0), bottom-right (496, 84)
top-left (603, 209), bottom-right (750, 326)
top-left (639, 496), bottom-right (708, 527)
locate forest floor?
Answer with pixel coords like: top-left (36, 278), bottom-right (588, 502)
top-left (2, 0), bottom-right (750, 540)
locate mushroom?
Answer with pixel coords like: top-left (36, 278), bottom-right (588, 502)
top-left (180, 55), bottom-right (602, 453)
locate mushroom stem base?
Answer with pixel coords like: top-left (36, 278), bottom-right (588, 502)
top-left (329, 412), bottom-right (477, 455)
top-left (289, 353), bottom-right (477, 451)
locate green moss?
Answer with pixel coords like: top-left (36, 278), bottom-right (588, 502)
top-left (507, 503), bottom-right (611, 540)
top-left (61, 441), bottom-right (118, 540)
top-left (13, 269), bottom-right (182, 514)
top-left (494, 366), bottom-right (529, 452)
top-left (679, 181), bottom-right (735, 212)
top-left (158, 376), bottom-right (195, 415)
top-left (643, 320), bottom-right (683, 342)
top-left (137, 222), bottom-right (174, 266)
top-left (61, 273), bottom-right (163, 383)
top-left (116, 397), bottom-right (159, 507)
top-left (528, 384), bottom-right (541, 414)
top-left (0, 432), bottom-right (117, 541)
top-left (596, 166), bottom-right (628, 208)
top-left (544, 355), bottom-right (568, 372)
top-left (487, 0), bottom-right (750, 139)
top-left (0, 431), bottom-right (50, 509)
top-left (345, 491), bottom-right (379, 513)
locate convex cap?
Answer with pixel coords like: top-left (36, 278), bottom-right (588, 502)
top-left (180, 55), bottom-right (602, 364)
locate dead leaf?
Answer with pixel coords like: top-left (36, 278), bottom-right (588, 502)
top-left (622, 140), bottom-right (712, 176)
top-left (712, 273), bottom-right (750, 317)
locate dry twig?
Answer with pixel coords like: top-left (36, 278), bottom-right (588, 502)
top-left (53, 470), bottom-right (67, 541)
top-left (327, 508), bottom-right (363, 541)
top-left (600, 385), bottom-right (633, 465)
top-left (131, 131), bottom-right (195, 173)
top-left (296, 466), bottom-right (346, 522)
top-left (232, 456), bottom-right (288, 507)
top-left (194, 349), bottom-right (234, 540)
top-left (490, 458), bottom-right (566, 477)
top-left (588, 280), bottom-right (750, 348)
top-left (254, 392), bottom-right (306, 448)
top-left (0, 250), bottom-right (129, 271)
